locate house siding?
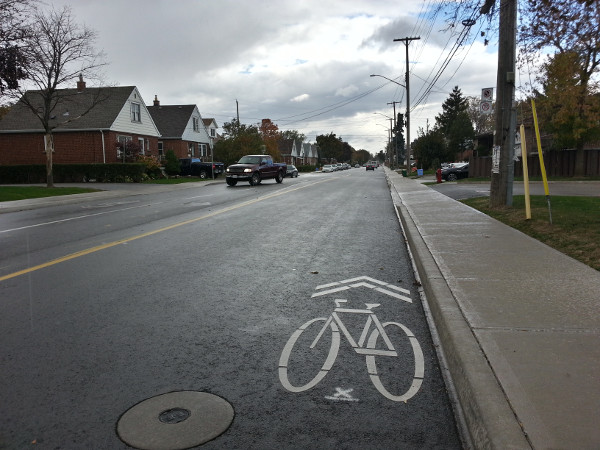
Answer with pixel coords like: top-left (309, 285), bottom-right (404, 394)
top-left (111, 88), bottom-right (160, 137)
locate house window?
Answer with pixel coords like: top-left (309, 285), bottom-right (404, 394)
top-left (158, 142), bottom-right (164, 160)
top-left (193, 117), bottom-right (199, 132)
top-left (131, 102), bottom-right (141, 122)
top-left (200, 144), bottom-right (207, 157)
top-left (138, 137), bottom-right (145, 155)
top-left (210, 128), bottom-right (216, 138)
top-left (117, 135), bottom-right (132, 160)
top-left (188, 142), bottom-right (195, 156)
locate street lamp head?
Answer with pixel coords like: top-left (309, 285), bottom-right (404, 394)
top-left (369, 74), bottom-right (406, 88)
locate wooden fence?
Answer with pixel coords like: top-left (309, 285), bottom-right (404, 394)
top-left (469, 149), bottom-right (600, 178)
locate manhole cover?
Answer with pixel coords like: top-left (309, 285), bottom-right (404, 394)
top-left (117, 391), bottom-right (234, 450)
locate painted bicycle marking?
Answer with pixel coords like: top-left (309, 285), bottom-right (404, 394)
top-left (311, 276), bottom-right (412, 303)
top-left (279, 299), bottom-right (425, 402)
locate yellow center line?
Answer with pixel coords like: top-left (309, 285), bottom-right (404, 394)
top-left (0, 179), bottom-right (333, 282)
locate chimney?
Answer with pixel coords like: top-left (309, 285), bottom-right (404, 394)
top-left (77, 74), bottom-right (86, 92)
top-left (153, 95), bottom-right (160, 106)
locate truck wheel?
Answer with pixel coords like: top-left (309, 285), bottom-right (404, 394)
top-left (275, 170), bottom-right (284, 183)
top-left (226, 178), bottom-right (237, 186)
top-left (199, 170), bottom-right (208, 179)
top-left (250, 172), bottom-right (261, 186)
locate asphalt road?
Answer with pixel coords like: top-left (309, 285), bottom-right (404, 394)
top-left (0, 169), bottom-right (462, 449)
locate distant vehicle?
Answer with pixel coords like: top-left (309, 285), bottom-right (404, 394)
top-left (355, 164), bottom-right (360, 168)
top-left (225, 154), bottom-right (286, 186)
top-left (179, 158), bottom-right (224, 179)
top-left (366, 161), bottom-right (377, 171)
top-left (286, 164), bottom-right (299, 178)
top-left (441, 162), bottom-right (469, 181)
top-left (322, 165), bottom-right (334, 172)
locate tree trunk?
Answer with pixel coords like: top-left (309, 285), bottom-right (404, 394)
top-left (45, 133), bottom-right (54, 188)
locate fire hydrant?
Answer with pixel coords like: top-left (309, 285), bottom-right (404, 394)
top-left (436, 168), bottom-right (442, 184)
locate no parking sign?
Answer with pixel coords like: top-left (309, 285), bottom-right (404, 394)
top-left (480, 87), bottom-right (494, 115)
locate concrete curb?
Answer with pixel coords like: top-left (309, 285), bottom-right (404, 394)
top-left (386, 169), bottom-right (530, 449)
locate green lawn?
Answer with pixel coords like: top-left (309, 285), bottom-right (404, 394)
top-left (462, 195), bottom-right (600, 271)
top-left (0, 186), bottom-right (100, 201)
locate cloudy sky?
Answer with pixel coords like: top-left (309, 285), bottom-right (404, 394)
top-left (48, 0), bottom-right (501, 154)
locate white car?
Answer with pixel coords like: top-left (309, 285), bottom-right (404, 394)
top-left (322, 165), bottom-right (334, 172)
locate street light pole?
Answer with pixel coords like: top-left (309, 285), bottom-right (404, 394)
top-left (393, 36), bottom-right (420, 168)
top-left (370, 74), bottom-right (406, 168)
top-left (388, 101), bottom-right (401, 168)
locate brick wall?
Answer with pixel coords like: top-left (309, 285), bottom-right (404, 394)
top-left (0, 131), bottom-right (159, 165)
top-left (159, 140), bottom-right (199, 159)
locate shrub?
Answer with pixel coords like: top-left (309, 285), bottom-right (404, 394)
top-left (164, 149), bottom-right (181, 176)
top-left (136, 155), bottom-right (163, 179)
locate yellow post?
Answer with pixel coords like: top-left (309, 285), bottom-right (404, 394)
top-left (520, 124), bottom-right (531, 219)
top-left (531, 99), bottom-right (552, 224)
top-left (531, 100), bottom-right (550, 195)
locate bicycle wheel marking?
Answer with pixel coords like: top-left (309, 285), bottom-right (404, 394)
top-left (365, 322), bottom-right (425, 402)
top-left (279, 318), bottom-right (340, 393)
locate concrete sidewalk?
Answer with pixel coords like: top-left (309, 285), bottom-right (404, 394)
top-left (385, 167), bottom-right (600, 449)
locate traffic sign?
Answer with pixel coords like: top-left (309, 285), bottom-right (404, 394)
top-left (480, 101), bottom-right (493, 114)
top-left (482, 87), bottom-right (493, 101)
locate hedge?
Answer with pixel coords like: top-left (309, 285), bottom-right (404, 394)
top-left (0, 163), bottom-right (148, 184)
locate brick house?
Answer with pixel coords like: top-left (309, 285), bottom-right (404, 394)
top-left (278, 138), bottom-right (294, 165)
top-left (0, 80), bottom-right (161, 165)
top-left (147, 96), bottom-right (215, 160)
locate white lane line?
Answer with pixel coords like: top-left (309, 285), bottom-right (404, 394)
top-left (0, 204), bottom-right (149, 233)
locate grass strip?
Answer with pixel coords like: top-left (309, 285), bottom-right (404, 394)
top-left (462, 195), bottom-right (600, 271)
top-left (0, 186), bottom-right (100, 202)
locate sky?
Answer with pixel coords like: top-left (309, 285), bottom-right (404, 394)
top-left (48, 0), bottom-right (501, 155)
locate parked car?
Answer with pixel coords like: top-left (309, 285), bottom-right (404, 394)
top-left (179, 158), bottom-right (225, 178)
top-left (286, 164), bottom-right (299, 177)
top-left (322, 165), bottom-right (334, 172)
top-left (441, 162), bottom-right (469, 181)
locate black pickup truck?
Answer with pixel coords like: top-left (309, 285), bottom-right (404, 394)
top-left (225, 154), bottom-right (286, 186)
top-left (179, 158), bottom-right (224, 179)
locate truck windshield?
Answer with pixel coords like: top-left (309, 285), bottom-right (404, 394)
top-left (238, 156), bottom-right (261, 164)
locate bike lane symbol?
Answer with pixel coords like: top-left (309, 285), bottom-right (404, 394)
top-left (279, 293), bottom-right (425, 402)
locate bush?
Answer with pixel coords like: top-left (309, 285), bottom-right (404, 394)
top-left (164, 149), bottom-right (181, 176)
top-left (136, 155), bottom-right (163, 179)
top-left (297, 164), bottom-right (317, 172)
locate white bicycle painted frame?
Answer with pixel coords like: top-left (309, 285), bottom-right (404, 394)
top-left (279, 300), bottom-right (425, 402)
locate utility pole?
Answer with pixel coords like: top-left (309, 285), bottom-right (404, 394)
top-left (394, 36), bottom-right (420, 168)
top-left (489, 0), bottom-right (517, 207)
top-left (388, 101), bottom-right (401, 167)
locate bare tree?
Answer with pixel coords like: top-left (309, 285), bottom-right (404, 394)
top-left (0, 0), bottom-right (35, 94)
top-left (10, 5), bottom-right (107, 187)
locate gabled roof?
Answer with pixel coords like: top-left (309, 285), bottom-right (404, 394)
top-left (203, 118), bottom-right (218, 128)
top-left (146, 105), bottom-right (197, 139)
top-left (0, 86), bottom-right (137, 132)
top-left (278, 138), bottom-right (294, 155)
